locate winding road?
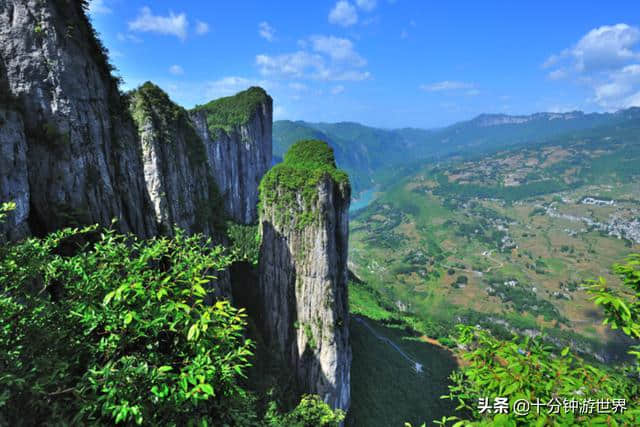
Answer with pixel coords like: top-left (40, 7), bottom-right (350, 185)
top-left (354, 316), bottom-right (424, 373)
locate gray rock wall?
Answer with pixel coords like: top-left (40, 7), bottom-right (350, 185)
top-left (0, 0), bottom-right (157, 238)
top-left (258, 172), bottom-right (351, 412)
top-left (191, 99), bottom-right (272, 225)
top-left (129, 83), bottom-right (223, 237)
top-left (0, 1), bottom-right (271, 241)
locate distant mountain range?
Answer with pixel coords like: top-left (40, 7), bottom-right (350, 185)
top-left (273, 107), bottom-right (640, 194)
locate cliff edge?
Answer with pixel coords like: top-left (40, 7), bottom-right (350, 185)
top-left (0, 0), bottom-right (157, 239)
top-left (191, 88), bottom-right (272, 225)
top-left (258, 140), bottom-right (351, 411)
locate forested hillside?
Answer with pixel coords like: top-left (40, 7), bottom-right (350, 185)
top-left (274, 108), bottom-right (640, 196)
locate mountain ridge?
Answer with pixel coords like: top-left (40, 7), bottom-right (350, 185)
top-left (274, 106), bottom-right (640, 196)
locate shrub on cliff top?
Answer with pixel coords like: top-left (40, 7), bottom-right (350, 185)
top-left (129, 82), bottom-right (209, 166)
top-left (192, 86), bottom-right (270, 134)
top-left (258, 140), bottom-right (350, 229)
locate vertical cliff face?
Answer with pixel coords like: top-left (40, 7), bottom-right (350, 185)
top-left (190, 88), bottom-right (272, 225)
top-left (0, 0), bottom-right (157, 239)
top-left (258, 140), bottom-right (351, 411)
top-left (0, 105), bottom-right (29, 241)
top-left (0, 1), bottom-right (273, 242)
top-left (128, 82), bottom-right (224, 236)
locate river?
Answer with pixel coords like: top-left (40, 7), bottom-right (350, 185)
top-left (350, 187), bottom-right (378, 213)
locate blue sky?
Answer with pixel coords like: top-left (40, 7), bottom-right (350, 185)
top-left (88, 0), bottom-right (640, 128)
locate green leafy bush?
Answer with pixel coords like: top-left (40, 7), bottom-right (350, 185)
top-left (259, 140), bottom-right (349, 229)
top-left (192, 87), bottom-right (270, 134)
top-left (439, 254), bottom-right (640, 426)
top-left (0, 201), bottom-right (15, 223)
top-left (227, 222), bottom-right (261, 265)
top-left (587, 254), bottom-right (640, 341)
top-left (0, 225), bottom-right (254, 425)
top-left (440, 325), bottom-right (640, 426)
top-left (265, 395), bottom-right (345, 427)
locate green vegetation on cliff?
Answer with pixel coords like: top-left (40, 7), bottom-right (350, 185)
top-left (0, 216), bottom-right (344, 426)
top-left (129, 82), bottom-right (208, 165)
top-left (259, 140), bottom-right (349, 228)
top-left (192, 86), bottom-right (270, 134)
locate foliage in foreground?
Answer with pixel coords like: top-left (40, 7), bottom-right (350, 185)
top-left (0, 225), bottom-right (253, 425)
top-left (437, 254), bottom-right (640, 426)
top-left (0, 220), bottom-right (344, 426)
top-left (265, 395), bottom-right (345, 427)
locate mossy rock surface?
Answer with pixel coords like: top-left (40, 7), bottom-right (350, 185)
top-left (129, 81), bottom-right (208, 167)
top-left (259, 140), bottom-right (350, 229)
top-left (191, 86), bottom-right (270, 134)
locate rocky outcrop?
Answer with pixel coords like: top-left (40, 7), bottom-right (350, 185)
top-left (0, 0), bottom-right (157, 239)
top-left (258, 140), bottom-right (351, 411)
top-left (190, 88), bottom-right (272, 225)
top-left (0, 1), bottom-right (272, 241)
top-left (129, 82), bottom-right (223, 236)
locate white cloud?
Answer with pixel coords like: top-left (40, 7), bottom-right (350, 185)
top-left (195, 21), bottom-right (210, 35)
top-left (273, 105), bottom-right (287, 120)
top-left (331, 85), bottom-right (345, 95)
top-left (573, 24), bottom-right (640, 72)
top-left (129, 7), bottom-right (188, 40)
top-left (544, 23), bottom-right (640, 109)
top-left (88, 0), bottom-right (111, 15)
top-left (259, 22), bottom-right (276, 42)
top-left (256, 33), bottom-right (370, 82)
top-left (541, 51), bottom-right (568, 69)
top-left (593, 64), bottom-right (640, 108)
top-left (623, 91), bottom-right (640, 107)
top-left (117, 33), bottom-right (143, 43)
top-left (466, 89), bottom-right (480, 96)
top-left (543, 24), bottom-right (640, 72)
top-left (256, 51), bottom-right (325, 79)
top-left (169, 65), bottom-right (184, 75)
top-left (420, 81), bottom-right (475, 92)
top-left (329, 1), bottom-right (358, 27)
top-left (547, 69), bottom-right (568, 80)
top-left (309, 35), bottom-right (366, 66)
top-left (356, 0), bottom-right (377, 11)
top-left (256, 35), bottom-right (370, 83)
top-left (289, 82), bottom-right (308, 91)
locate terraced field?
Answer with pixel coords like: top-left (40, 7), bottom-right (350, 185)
top-left (349, 138), bottom-right (640, 362)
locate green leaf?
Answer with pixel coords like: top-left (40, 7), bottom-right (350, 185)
top-left (503, 382), bottom-right (519, 396)
top-left (187, 324), bottom-right (199, 341)
top-left (193, 284), bottom-right (207, 297)
top-left (103, 291), bottom-right (115, 305)
top-left (124, 312), bottom-right (133, 325)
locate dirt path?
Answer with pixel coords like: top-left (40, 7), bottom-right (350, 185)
top-left (441, 248), bottom-right (504, 275)
top-left (483, 249), bottom-right (504, 273)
